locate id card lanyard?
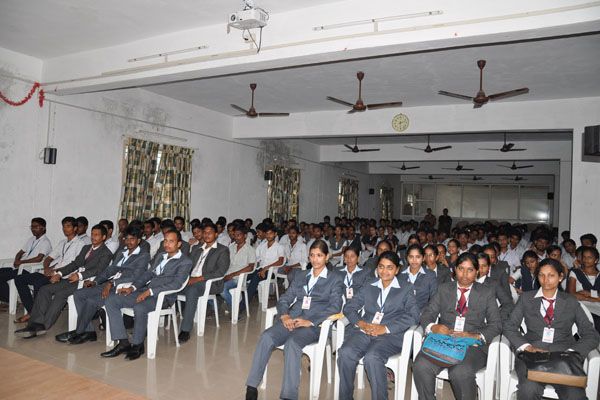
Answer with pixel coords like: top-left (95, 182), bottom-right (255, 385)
top-left (541, 299), bottom-right (555, 343)
top-left (372, 288), bottom-right (386, 324)
top-left (303, 275), bottom-right (317, 310)
top-left (454, 293), bottom-right (468, 332)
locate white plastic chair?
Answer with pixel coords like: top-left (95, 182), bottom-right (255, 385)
top-left (258, 266), bottom-right (279, 312)
top-left (7, 262), bottom-right (44, 315)
top-left (260, 306), bottom-right (336, 400)
top-left (229, 272), bottom-right (250, 324)
top-left (66, 278), bottom-right (92, 331)
top-left (333, 319), bottom-right (417, 400)
top-left (105, 277), bottom-right (189, 359)
top-left (499, 302), bottom-right (600, 400)
top-left (177, 277), bottom-right (222, 336)
top-left (411, 326), bottom-right (500, 400)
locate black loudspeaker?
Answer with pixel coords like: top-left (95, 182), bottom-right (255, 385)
top-left (368, 188), bottom-right (375, 195)
top-left (264, 170), bottom-right (274, 181)
top-left (583, 125), bottom-right (600, 162)
top-left (43, 147), bottom-right (57, 164)
top-left (547, 193), bottom-right (554, 200)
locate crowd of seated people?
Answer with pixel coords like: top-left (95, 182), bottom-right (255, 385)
top-left (2, 213), bottom-right (600, 400)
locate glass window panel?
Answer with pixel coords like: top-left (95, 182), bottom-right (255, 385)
top-left (520, 186), bottom-right (549, 222)
top-left (435, 184), bottom-right (462, 218)
top-left (401, 183), bottom-right (414, 216)
top-left (414, 184), bottom-right (435, 200)
top-left (462, 185), bottom-right (489, 218)
top-left (416, 201), bottom-right (435, 217)
top-left (490, 186), bottom-right (519, 220)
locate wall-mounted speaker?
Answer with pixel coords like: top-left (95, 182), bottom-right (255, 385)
top-left (264, 170), bottom-right (274, 181)
top-left (547, 193), bottom-right (554, 200)
top-left (43, 147), bottom-right (57, 164)
top-left (368, 188), bottom-right (375, 195)
top-left (583, 125), bottom-right (600, 163)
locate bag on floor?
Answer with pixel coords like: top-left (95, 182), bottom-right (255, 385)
top-left (421, 333), bottom-right (481, 367)
top-left (518, 350), bottom-right (587, 388)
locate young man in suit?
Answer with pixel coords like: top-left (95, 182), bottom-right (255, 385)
top-left (56, 226), bottom-right (150, 344)
top-left (15, 224), bottom-right (113, 338)
top-left (482, 244), bottom-right (513, 301)
top-left (413, 252), bottom-right (502, 400)
top-left (100, 220), bottom-right (120, 254)
top-left (76, 216), bottom-right (92, 245)
top-left (102, 229), bottom-right (192, 360)
top-left (150, 219), bottom-right (190, 264)
top-left (178, 222), bottom-right (230, 343)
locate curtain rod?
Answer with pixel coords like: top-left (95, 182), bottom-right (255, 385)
top-left (121, 134), bottom-right (199, 151)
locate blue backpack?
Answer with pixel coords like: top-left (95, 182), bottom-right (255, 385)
top-left (421, 333), bottom-right (482, 367)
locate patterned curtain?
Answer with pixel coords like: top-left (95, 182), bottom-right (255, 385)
top-left (380, 186), bottom-right (394, 220)
top-left (153, 144), bottom-right (194, 221)
top-left (338, 178), bottom-right (359, 218)
top-left (267, 165), bottom-right (300, 224)
top-left (119, 138), bottom-right (160, 220)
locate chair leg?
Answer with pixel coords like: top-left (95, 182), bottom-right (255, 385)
top-left (197, 298), bottom-right (208, 337)
top-left (213, 297), bottom-right (220, 328)
top-left (104, 307), bottom-right (114, 347)
top-left (357, 363), bottom-right (365, 389)
top-left (8, 279), bottom-right (18, 315)
top-left (274, 279), bottom-right (280, 300)
top-left (231, 288), bottom-right (239, 324)
top-left (326, 344), bottom-right (332, 384)
top-left (147, 311), bottom-right (159, 359)
top-left (67, 295), bottom-right (77, 331)
top-left (172, 308), bottom-right (180, 347)
top-left (260, 368), bottom-right (267, 390)
top-left (244, 290), bottom-right (250, 317)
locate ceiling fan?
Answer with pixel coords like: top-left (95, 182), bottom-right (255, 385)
top-left (405, 135), bottom-right (452, 153)
top-left (462, 175), bottom-right (484, 181)
top-left (421, 175), bottom-right (444, 180)
top-left (442, 161), bottom-right (474, 171)
top-left (479, 133), bottom-right (527, 152)
top-left (502, 175), bottom-right (528, 181)
top-left (343, 137), bottom-right (380, 153)
top-left (231, 83), bottom-right (290, 118)
top-left (326, 71), bottom-right (403, 113)
top-left (438, 60), bottom-right (529, 108)
top-left (498, 161), bottom-right (533, 170)
top-left (392, 162), bottom-right (420, 171)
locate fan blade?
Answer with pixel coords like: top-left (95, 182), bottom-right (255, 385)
top-left (258, 112), bottom-right (290, 117)
top-left (461, 168), bottom-right (474, 171)
top-left (479, 148), bottom-right (501, 151)
top-left (441, 168), bottom-right (456, 171)
top-left (438, 91), bottom-right (473, 101)
top-left (506, 148), bottom-right (527, 152)
top-left (488, 87), bottom-right (529, 100)
top-left (231, 104), bottom-right (249, 114)
top-left (515, 165), bottom-right (534, 169)
top-left (366, 101), bottom-right (403, 110)
top-left (358, 148), bottom-right (380, 152)
top-left (497, 165), bottom-right (513, 169)
top-left (431, 146), bottom-right (452, 152)
top-left (344, 144), bottom-right (354, 151)
top-left (404, 146), bottom-right (424, 151)
top-left (347, 108), bottom-right (358, 114)
top-left (404, 166), bottom-right (420, 170)
top-left (473, 103), bottom-right (484, 109)
top-left (326, 96), bottom-right (354, 107)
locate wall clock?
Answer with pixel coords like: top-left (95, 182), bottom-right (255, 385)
top-left (391, 113), bottom-right (409, 132)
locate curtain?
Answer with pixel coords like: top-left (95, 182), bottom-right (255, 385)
top-left (267, 165), bottom-right (300, 224)
top-left (153, 144), bottom-right (194, 221)
top-left (380, 186), bottom-right (394, 220)
top-left (338, 178), bottom-right (359, 218)
top-left (119, 138), bottom-right (160, 221)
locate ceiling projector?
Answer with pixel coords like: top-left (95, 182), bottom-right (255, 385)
top-left (228, 7), bottom-right (268, 30)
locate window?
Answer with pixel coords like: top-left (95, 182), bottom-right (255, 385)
top-left (402, 183), bottom-right (435, 217)
top-left (435, 185), bottom-right (462, 217)
top-left (490, 186), bottom-right (519, 220)
top-left (338, 178), bottom-right (359, 218)
top-left (519, 186), bottom-right (550, 222)
top-left (380, 187), bottom-right (394, 220)
top-left (462, 185), bottom-right (489, 218)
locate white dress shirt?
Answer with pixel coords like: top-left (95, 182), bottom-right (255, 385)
top-left (217, 231), bottom-right (231, 247)
top-left (105, 236), bottom-right (120, 254)
top-left (286, 240), bottom-right (308, 269)
top-left (516, 288), bottom-right (558, 352)
top-left (48, 237), bottom-right (85, 270)
top-left (401, 266), bottom-right (426, 284)
top-left (256, 240), bottom-right (286, 269)
top-left (425, 283), bottom-right (473, 334)
top-left (499, 248), bottom-right (522, 272)
top-left (227, 242), bottom-right (256, 276)
top-left (191, 242), bottom-right (218, 277)
top-left (78, 234), bottom-right (92, 246)
top-left (20, 234), bottom-right (52, 260)
top-left (342, 265), bottom-right (362, 288)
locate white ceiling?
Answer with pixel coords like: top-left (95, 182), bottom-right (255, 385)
top-left (144, 33), bottom-right (600, 114)
top-left (0, 0), bottom-right (340, 58)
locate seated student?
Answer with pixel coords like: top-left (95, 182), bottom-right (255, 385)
top-left (189, 223), bottom-right (204, 251)
top-left (14, 216), bottom-right (84, 323)
top-left (498, 231), bottom-right (521, 273)
top-left (174, 216), bottom-right (191, 242)
top-left (244, 240), bottom-right (344, 400)
top-left (76, 216), bottom-right (91, 245)
top-left (125, 219), bottom-right (150, 254)
top-left (445, 238), bottom-right (460, 271)
top-left (216, 220), bottom-right (231, 247)
top-left (143, 219), bottom-right (161, 258)
top-left (329, 225), bottom-right (348, 267)
top-left (531, 231), bottom-right (551, 260)
top-left (511, 250), bottom-right (540, 294)
top-left (334, 246), bottom-right (371, 302)
top-left (337, 251), bottom-right (420, 400)
top-left (117, 218), bottom-right (129, 247)
top-left (252, 222), bottom-right (266, 248)
top-left (482, 244), bottom-right (513, 300)
top-left (547, 245), bottom-right (570, 286)
top-left (178, 222), bottom-right (230, 343)
top-left (151, 219), bottom-right (191, 264)
top-left (424, 244), bottom-right (452, 285)
top-left (503, 259), bottom-right (600, 400)
top-left (346, 224), bottom-right (363, 253)
top-left (399, 244), bottom-right (437, 312)
top-left (57, 226), bottom-right (149, 344)
top-left (0, 217), bottom-right (52, 304)
top-left (15, 224), bottom-right (113, 338)
top-left (282, 226), bottom-right (308, 278)
top-left (363, 240), bottom-right (392, 274)
top-left (246, 224), bottom-right (286, 304)
top-left (413, 252), bottom-right (502, 400)
top-left (102, 229), bottom-right (192, 360)
top-left (580, 233), bottom-right (598, 248)
top-left (221, 224), bottom-right (255, 313)
top-left (567, 246), bottom-right (600, 331)
top-left (476, 252), bottom-right (515, 321)
top-left (456, 230), bottom-right (472, 254)
top-left (561, 239), bottom-right (577, 270)
top-left (100, 220), bottom-right (120, 254)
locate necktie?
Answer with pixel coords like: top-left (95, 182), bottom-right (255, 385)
top-left (85, 247), bottom-right (94, 260)
top-left (456, 287), bottom-right (470, 316)
top-left (543, 298), bottom-right (555, 325)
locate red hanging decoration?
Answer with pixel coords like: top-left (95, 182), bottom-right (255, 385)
top-left (0, 82), bottom-right (45, 108)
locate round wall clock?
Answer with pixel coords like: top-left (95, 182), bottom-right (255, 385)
top-left (391, 113), bottom-right (409, 132)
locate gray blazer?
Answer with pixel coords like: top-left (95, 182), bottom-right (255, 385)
top-left (132, 252), bottom-right (193, 304)
top-left (276, 269), bottom-right (344, 327)
top-left (95, 247), bottom-right (150, 286)
top-left (399, 267), bottom-right (438, 312)
top-left (480, 276), bottom-right (515, 321)
top-left (420, 281), bottom-right (502, 346)
top-left (333, 266), bottom-right (372, 297)
top-left (151, 241), bottom-right (190, 265)
top-left (490, 263), bottom-right (512, 301)
top-left (432, 264), bottom-right (452, 285)
top-left (59, 244), bottom-right (113, 280)
top-left (503, 291), bottom-right (600, 354)
top-left (189, 243), bottom-right (230, 294)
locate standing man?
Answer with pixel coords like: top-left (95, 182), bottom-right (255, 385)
top-left (423, 208), bottom-right (436, 228)
top-left (438, 208), bottom-right (452, 235)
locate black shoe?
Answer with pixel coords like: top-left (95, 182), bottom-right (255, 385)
top-left (125, 343), bottom-right (145, 360)
top-left (15, 323), bottom-right (46, 339)
top-left (100, 340), bottom-right (131, 358)
top-left (55, 330), bottom-right (77, 343)
top-left (68, 331), bottom-right (97, 345)
top-left (178, 331), bottom-right (190, 343)
top-left (245, 386), bottom-right (258, 400)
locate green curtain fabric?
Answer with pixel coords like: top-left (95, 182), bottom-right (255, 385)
top-left (153, 144), bottom-right (194, 221)
top-left (380, 186), bottom-right (394, 220)
top-left (338, 178), bottom-right (359, 218)
top-left (267, 165), bottom-right (300, 224)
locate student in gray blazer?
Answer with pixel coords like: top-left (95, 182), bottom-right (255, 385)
top-left (476, 252), bottom-right (515, 320)
top-left (178, 222), bottom-right (230, 343)
top-left (334, 246), bottom-right (373, 302)
top-left (503, 258), bottom-right (600, 400)
top-left (413, 252), bottom-right (502, 400)
top-left (399, 244), bottom-right (438, 312)
top-left (15, 225), bottom-right (113, 338)
top-left (245, 240), bottom-right (344, 400)
top-left (337, 251), bottom-right (420, 400)
top-left (483, 244), bottom-right (513, 300)
top-left (57, 226), bottom-right (150, 345)
top-left (102, 230), bottom-right (193, 360)
top-left (424, 244), bottom-right (452, 285)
